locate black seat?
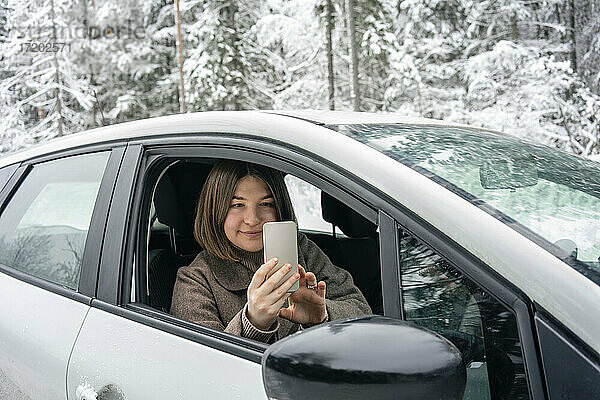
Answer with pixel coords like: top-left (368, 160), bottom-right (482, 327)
top-left (148, 249), bottom-right (188, 312)
top-left (307, 192), bottom-right (383, 314)
top-left (148, 162), bottom-right (209, 312)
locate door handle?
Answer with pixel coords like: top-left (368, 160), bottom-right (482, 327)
top-left (76, 384), bottom-right (98, 400)
top-left (76, 383), bottom-right (125, 400)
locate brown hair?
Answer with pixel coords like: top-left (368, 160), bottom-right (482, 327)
top-left (194, 160), bottom-right (297, 261)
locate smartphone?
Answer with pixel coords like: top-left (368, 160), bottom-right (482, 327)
top-left (263, 221), bottom-right (299, 293)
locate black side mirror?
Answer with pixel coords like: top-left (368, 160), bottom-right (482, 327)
top-left (262, 316), bottom-right (466, 400)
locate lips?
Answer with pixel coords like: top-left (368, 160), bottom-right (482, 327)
top-left (240, 230), bottom-right (262, 238)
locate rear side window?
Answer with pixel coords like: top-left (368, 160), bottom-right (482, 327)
top-left (0, 152), bottom-right (109, 290)
top-left (284, 174), bottom-right (331, 233)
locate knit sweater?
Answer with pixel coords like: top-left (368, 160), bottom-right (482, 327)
top-left (170, 232), bottom-right (372, 344)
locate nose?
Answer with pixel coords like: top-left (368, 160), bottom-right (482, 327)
top-left (243, 205), bottom-right (260, 226)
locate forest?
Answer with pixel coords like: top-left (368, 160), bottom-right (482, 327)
top-left (1, 0), bottom-right (599, 159)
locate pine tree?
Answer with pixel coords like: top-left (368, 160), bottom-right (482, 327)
top-left (573, 0), bottom-right (600, 93)
top-left (251, 0), bottom-right (327, 109)
top-left (0, 0), bottom-right (92, 150)
top-left (88, 0), bottom-right (180, 123)
top-left (184, 0), bottom-right (262, 110)
top-left (358, 0), bottom-right (418, 111)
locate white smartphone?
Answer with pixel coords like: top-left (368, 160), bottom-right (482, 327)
top-left (263, 221), bottom-right (299, 293)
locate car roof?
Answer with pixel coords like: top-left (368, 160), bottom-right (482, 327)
top-left (0, 110), bottom-right (481, 169)
top-left (261, 109), bottom-right (478, 126)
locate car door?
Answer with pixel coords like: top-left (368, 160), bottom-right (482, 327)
top-left (66, 144), bottom-right (268, 400)
top-left (66, 134), bottom-right (388, 399)
top-left (0, 148), bottom-right (122, 400)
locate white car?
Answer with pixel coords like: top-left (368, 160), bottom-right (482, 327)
top-left (0, 110), bottom-right (599, 400)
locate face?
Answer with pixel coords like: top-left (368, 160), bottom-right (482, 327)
top-left (223, 175), bottom-right (278, 252)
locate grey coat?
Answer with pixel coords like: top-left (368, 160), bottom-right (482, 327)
top-left (170, 233), bottom-right (372, 343)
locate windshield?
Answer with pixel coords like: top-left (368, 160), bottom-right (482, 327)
top-left (332, 124), bottom-right (600, 285)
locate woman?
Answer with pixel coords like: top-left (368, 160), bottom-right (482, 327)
top-left (170, 160), bottom-right (371, 344)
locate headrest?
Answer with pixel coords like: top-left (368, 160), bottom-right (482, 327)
top-left (321, 192), bottom-right (377, 238)
top-left (153, 171), bottom-right (190, 235)
top-left (153, 162), bottom-right (211, 237)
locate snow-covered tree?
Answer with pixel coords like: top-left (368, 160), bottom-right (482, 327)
top-left (572, 0), bottom-right (600, 93)
top-left (0, 0), bottom-right (92, 151)
top-left (86, 0), bottom-right (179, 123)
top-left (358, 0), bottom-right (419, 111)
top-left (184, 0), bottom-right (266, 110)
top-left (0, 0), bottom-right (599, 159)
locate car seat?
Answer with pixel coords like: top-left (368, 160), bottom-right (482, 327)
top-left (308, 192), bottom-right (383, 314)
top-left (147, 162), bottom-right (208, 312)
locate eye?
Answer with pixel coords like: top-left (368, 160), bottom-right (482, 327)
top-left (230, 203), bottom-right (244, 208)
top-left (260, 202), bottom-right (274, 207)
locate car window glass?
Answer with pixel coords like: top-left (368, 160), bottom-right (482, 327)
top-left (398, 229), bottom-right (530, 400)
top-left (334, 124), bottom-right (600, 285)
top-left (0, 152), bottom-right (110, 290)
top-left (284, 174), bottom-right (332, 234)
top-left (0, 165), bottom-right (17, 192)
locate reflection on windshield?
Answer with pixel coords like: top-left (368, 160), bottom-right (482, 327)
top-left (332, 124), bottom-right (600, 285)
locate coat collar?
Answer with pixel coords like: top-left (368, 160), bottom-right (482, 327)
top-left (207, 233), bottom-right (310, 292)
top-left (206, 251), bottom-right (260, 292)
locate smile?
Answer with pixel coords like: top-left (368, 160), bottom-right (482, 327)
top-left (240, 231), bottom-right (262, 238)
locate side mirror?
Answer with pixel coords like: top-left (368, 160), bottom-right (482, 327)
top-left (262, 316), bottom-right (466, 400)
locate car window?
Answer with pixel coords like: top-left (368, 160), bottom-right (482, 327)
top-left (0, 164), bottom-right (17, 192)
top-left (284, 174), bottom-right (333, 234)
top-left (398, 228), bottom-right (530, 400)
top-left (143, 159), bottom-right (382, 334)
top-left (0, 152), bottom-right (110, 290)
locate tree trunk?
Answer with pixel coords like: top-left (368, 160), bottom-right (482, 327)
top-left (326, 0), bottom-right (335, 110)
top-left (573, 0), bottom-right (600, 93)
top-left (347, 0), bottom-right (360, 111)
top-left (81, 0), bottom-right (100, 126)
top-left (569, 0), bottom-right (577, 72)
top-left (229, 4), bottom-right (241, 111)
top-left (510, 12), bottom-right (520, 41)
top-left (175, 0), bottom-right (187, 113)
top-left (555, 4), bottom-right (564, 42)
top-left (49, 0), bottom-right (64, 137)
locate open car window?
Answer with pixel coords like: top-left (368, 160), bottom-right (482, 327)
top-left (140, 158), bottom-right (383, 344)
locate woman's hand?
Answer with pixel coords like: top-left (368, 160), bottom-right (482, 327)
top-left (279, 265), bottom-right (327, 325)
top-left (247, 257), bottom-right (300, 331)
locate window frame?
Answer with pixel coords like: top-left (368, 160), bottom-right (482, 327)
top-left (391, 212), bottom-right (546, 400)
top-left (0, 144), bottom-right (124, 303)
top-left (95, 133), bottom-right (390, 363)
